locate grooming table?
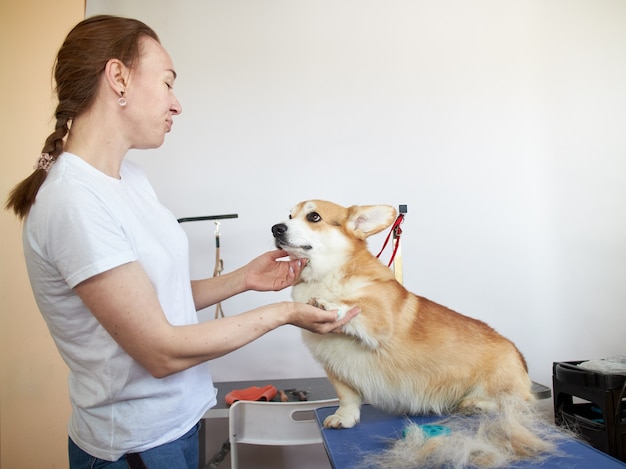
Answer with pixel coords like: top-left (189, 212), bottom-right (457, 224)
top-left (314, 404), bottom-right (626, 469)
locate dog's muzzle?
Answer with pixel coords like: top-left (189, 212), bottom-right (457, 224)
top-left (271, 223), bottom-right (312, 251)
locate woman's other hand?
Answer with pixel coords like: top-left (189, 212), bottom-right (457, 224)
top-left (244, 249), bottom-right (307, 292)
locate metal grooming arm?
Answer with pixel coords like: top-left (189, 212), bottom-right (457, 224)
top-left (177, 214), bottom-right (239, 318)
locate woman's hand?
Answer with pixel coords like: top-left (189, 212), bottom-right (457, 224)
top-left (286, 302), bottom-right (361, 334)
top-left (191, 250), bottom-right (306, 310)
top-left (244, 249), bottom-right (307, 292)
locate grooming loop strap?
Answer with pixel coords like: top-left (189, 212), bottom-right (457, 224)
top-left (376, 213), bottom-right (405, 267)
top-left (213, 222), bottom-right (225, 319)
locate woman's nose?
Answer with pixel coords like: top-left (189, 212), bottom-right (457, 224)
top-left (171, 95), bottom-right (182, 115)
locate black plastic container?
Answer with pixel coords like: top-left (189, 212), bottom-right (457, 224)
top-left (553, 360), bottom-right (626, 462)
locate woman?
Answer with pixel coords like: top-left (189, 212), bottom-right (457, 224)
top-left (5, 15), bottom-right (357, 469)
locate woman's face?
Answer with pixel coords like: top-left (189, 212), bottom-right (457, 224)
top-left (124, 37), bottom-right (182, 149)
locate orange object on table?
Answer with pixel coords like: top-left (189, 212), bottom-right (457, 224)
top-left (224, 385), bottom-right (277, 405)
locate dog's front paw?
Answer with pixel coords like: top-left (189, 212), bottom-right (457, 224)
top-left (323, 408), bottom-right (360, 429)
top-left (308, 299), bottom-right (351, 320)
top-left (308, 298), bottom-right (326, 310)
top-left (457, 397), bottom-right (498, 415)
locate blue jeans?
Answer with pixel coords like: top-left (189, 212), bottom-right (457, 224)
top-left (68, 422), bottom-right (200, 469)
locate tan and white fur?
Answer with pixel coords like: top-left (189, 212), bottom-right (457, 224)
top-left (272, 200), bottom-right (562, 468)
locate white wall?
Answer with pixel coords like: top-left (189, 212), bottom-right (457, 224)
top-left (86, 0), bottom-right (626, 390)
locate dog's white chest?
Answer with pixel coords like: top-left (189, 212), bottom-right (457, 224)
top-left (292, 275), bottom-right (348, 305)
top-left (294, 276), bottom-right (381, 349)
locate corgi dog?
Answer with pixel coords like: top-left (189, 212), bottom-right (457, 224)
top-left (272, 200), bottom-right (561, 468)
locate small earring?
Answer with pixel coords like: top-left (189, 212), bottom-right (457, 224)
top-left (118, 91), bottom-right (127, 107)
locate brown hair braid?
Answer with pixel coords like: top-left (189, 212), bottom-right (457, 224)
top-left (5, 15), bottom-right (159, 219)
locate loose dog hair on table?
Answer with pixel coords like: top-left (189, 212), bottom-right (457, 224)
top-left (272, 200), bottom-right (566, 468)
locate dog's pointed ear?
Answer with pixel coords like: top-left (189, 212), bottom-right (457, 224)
top-left (347, 205), bottom-right (397, 240)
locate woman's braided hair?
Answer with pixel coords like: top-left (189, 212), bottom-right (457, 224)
top-left (5, 15), bottom-right (159, 219)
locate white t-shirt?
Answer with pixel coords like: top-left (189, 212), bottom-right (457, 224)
top-left (23, 152), bottom-right (217, 461)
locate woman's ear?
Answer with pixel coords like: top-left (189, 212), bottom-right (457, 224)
top-left (104, 58), bottom-right (129, 96)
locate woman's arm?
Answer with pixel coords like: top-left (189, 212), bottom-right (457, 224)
top-left (74, 260), bottom-right (356, 378)
top-left (190, 250), bottom-right (306, 310)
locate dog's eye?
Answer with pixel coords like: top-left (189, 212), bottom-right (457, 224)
top-left (288, 215), bottom-right (292, 219)
top-left (307, 212), bottom-right (321, 223)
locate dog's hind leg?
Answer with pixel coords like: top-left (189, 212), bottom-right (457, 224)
top-left (323, 374), bottom-right (363, 429)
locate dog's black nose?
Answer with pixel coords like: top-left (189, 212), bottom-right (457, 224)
top-left (271, 223), bottom-right (287, 238)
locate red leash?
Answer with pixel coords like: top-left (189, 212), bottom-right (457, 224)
top-left (376, 213), bottom-right (405, 267)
